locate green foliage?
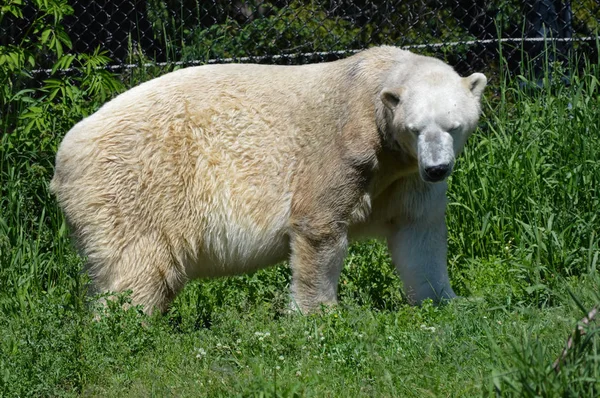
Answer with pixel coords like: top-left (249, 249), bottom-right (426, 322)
top-left (0, 0), bottom-right (73, 68)
top-left (447, 53), bottom-right (600, 308)
top-left (1, 0), bottom-right (73, 131)
top-left (0, 1), bottom-right (123, 314)
top-left (489, 283), bottom-right (600, 397)
top-left (0, 0), bottom-right (124, 136)
top-left (147, 1), bottom-right (477, 64)
top-left (0, 5), bottom-right (125, 395)
top-left (179, 2), bottom-right (364, 62)
top-left (340, 241), bottom-right (403, 310)
top-left (572, 0), bottom-right (600, 32)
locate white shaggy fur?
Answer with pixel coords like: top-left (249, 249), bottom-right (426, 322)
top-left (51, 46), bottom-right (487, 313)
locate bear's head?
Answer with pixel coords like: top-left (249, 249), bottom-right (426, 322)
top-left (380, 69), bottom-right (487, 183)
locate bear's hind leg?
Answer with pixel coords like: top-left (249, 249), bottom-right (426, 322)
top-left (92, 236), bottom-right (188, 315)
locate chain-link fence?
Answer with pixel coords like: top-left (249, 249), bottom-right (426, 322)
top-left (1, 1), bottom-right (599, 76)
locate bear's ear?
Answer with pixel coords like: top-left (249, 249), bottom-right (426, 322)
top-left (380, 87), bottom-right (405, 111)
top-left (464, 73), bottom-right (487, 99)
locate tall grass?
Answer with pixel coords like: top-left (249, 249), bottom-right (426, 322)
top-left (447, 48), bottom-right (600, 304)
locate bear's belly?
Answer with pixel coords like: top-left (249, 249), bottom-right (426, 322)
top-left (184, 226), bottom-right (291, 279)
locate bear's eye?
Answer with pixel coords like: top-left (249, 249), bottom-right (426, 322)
top-left (407, 124), bottom-right (419, 135)
top-left (448, 123), bottom-right (462, 134)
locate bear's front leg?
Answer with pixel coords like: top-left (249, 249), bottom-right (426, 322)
top-left (288, 225), bottom-right (348, 313)
top-left (387, 186), bottom-right (457, 305)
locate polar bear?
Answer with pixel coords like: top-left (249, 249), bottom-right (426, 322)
top-left (51, 46), bottom-right (486, 314)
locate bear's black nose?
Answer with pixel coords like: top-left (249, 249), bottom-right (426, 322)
top-left (424, 164), bottom-right (450, 181)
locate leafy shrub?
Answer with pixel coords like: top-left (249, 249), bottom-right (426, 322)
top-left (179, 2), bottom-right (364, 63)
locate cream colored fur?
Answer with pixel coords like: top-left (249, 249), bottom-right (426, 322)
top-left (51, 46), bottom-right (487, 314)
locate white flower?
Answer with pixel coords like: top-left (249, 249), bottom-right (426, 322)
top-left (275, 365), bottom-right (281, 370)
top-left (279, 355), bottom-right (284, 361)
top-left (195, 347), bottom-right (207, 358)
top-left (255, 331), bottom-right (271, 340)
top-left (420, 324), bottom-right (436, 332)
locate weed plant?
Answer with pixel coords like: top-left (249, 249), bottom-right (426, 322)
top-left (1, 2), bottom-right (599, 396)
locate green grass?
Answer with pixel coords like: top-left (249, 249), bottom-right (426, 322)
top-left (1, 54), bottom-right (600, 396)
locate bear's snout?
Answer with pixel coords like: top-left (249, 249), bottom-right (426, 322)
top-left (417, 130), bottom-right (455, 183)
top-left (423, 163), bottom-right (452, 182)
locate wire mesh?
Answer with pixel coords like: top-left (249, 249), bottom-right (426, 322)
top-left (1, 1), bottom-right (598, 76)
